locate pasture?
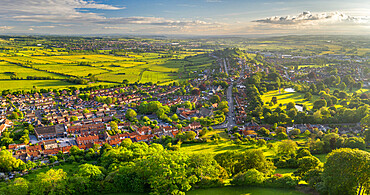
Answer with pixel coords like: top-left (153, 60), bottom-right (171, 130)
top-left (0, 48), bottom-right (213, 91)
top-left (261, 89), bottom-right (319, 109)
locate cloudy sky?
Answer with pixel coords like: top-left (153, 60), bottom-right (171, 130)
top-left (0, 0), bottom-right (369, 35)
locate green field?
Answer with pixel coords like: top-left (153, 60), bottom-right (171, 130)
top-left (261, 89), bottom-right (319, 109)
top-left (0, 49), bottom-right (213, 91)
top-left (0, 80), bottom-right (115, 91)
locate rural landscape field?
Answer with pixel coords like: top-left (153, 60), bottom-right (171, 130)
top-left (0, 0), bottom-right (369, 195)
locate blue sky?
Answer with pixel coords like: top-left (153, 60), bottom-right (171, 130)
top-left (0, 0), bottom-right (369, 35)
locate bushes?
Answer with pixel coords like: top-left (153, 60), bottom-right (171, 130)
top-left (263, 175), bottom-right (299, 188)
top-left (231, 170), bottom-right (299, 189)
top-left (231, 169), bottom-right (265, 186)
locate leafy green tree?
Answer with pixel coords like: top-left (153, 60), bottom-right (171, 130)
top-left (5, 178), bottom-right (29, 195)
top-left (257, 127), bottom-right (270, 137)
top-left (134, 152), bottom-right (197, 194)
top-left (31, 169), bottom-right (67, 195)
top-left (304, 92), bottom-right (313, 100)
top-left (277, 140), bottom-right (297, 156)
top-left (295, 156), bottom-right (321, 177)
top-left (257, 139), bottom-right (267, 147)
top-left (214, 150), bottom-right (275, 176)
top-left (121, 138), bottom-right (133, 148)
top-left (77, 164), bottom-right (105, 180)
top-left (125, 109), bottom-right (137, 121)
top-left (110, 121), bottom-right (118, 133)
top-left (49, 156), bottom-right (58, 163)
top-left (361, 115), bottom-right (370, 129)
top-left (322, 148), bottom-right (370, 195)
top-left (231, 168), bottom-right (265, 186)
top-left (70, 116), bottom-right (78, 122)
top-left (184, 131), bottom-right (197, 141)
top-left (0, 150), bottom-right (24, 172)
top-left (171, 114), bottom-right (179, 121)
top-left (339, 82), bottom-right (346, 90)
top-left (364, 129), bottom-right (370, 146)
top-left (313, 99), bottom-right (327, 110)
top-left (188, 154), bottom-right (228, 187)
top-left (210, 95), bottom-right (221, 104)
top-left (286, 102), bottom-right (295, 110)
top-left (289, 129), bottom-right (301, 136)
top-left (343, 137), bottom-right (366, 149)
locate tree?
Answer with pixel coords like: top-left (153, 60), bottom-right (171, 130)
top-left (286, 102), bottom-right (295, 110)
top-left (304, 92), bottom-right (313, 100)
top-left (271, 96), bottom-right (278, 105)
top-left (110, 121), bottom-right (118, 133)
top-left (70, 116), bottom-right (78, 122)
top-left (122, 79), bottom-right (129, 85)
top-left (338, 91), bottom-right (348, 99)
top-left (313, 99), bottom-right (327, 110)
top-left (295, 156), bottom-right (321, 177)
top-left (257, 127), bottom-right (270, 137)
top-left (171, 114), bottom-right (179, 121)
top-left (49, 156), bottom-right (58, 163)
top-left (364, 129), bottom-right (370, 146)
top-left (339, 82), bottom-right (346, 90)
top-left (210, 95), bottom-right (221, 104)
top-left (257, 139), bottom-right (267, 147)
top-left (361, 115), bottom-right (370, 129)
top-left (5, 178), bottom-right (29, 195)
top-left (343, 137), bottom-right (366, 149)
top-left (184, 131), bottom-right (197, 141)
top-left (125, 109), bottom-right (137, 121)
top-left (289, 129), bottom-right (301, 137)
top-left (77, 164), bottom-right (104, 180)
top-left (121, 138), bottom-right (133, 148)
top-left (322, 148), bottom-right (370, 195)
top-left (231, 168), bottom-right (265, 186)
top-left (31, 169), bottom-right (67, 195)
top-left (0, 150), bottom-right (24, 172)
top-left (214, 150), bottom-right (275, 176)
top-left (277, 140), bottom-right (297, 156)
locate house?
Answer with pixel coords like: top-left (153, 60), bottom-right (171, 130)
top-left (189, 121), bottom-right (202, 130)
top-left (76, 135), bottom-right (99, 145)
top-left (42, 139), bottom-right (58, 150)
top-left (34, 124), bottom-right (66, 140)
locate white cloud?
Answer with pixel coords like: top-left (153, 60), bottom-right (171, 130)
top-left (0, 0), bottom-right (123, 23)
top-left (254, 11), bottom-right (366, 25)
top-left (0, 0), bottom-right (215, 30)
top-left (0, 26), bottom-right (13, 31)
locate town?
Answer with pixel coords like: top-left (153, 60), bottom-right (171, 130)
top-left (0, 36), bottom-right (369, 195)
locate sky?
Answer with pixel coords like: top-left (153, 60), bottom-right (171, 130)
top-left (0, 0), bottom-right (369, 36)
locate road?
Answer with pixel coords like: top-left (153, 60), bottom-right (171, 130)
top-left (212, 57), bottom-right (245, 130)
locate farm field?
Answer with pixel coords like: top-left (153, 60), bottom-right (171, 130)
top-left (0, 48), bottom-right (214, 91)
top-left (0, 80), bottom-right (115, 91)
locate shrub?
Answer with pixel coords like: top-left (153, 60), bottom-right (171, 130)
top-left (231, 169), bottom-right (265, 186)
top-left (264, 175), bottom-right (299, 188)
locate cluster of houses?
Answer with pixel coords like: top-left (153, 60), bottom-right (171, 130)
top-left (9, 120), bottom-right (202, 162)
top-left (1, 83), bottom-right (220, 163)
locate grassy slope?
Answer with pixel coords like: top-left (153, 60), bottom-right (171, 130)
top-left (261, 89), bottom-right (319, 109)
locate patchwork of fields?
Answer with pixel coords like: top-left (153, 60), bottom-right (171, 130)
top-left (0, 48), bottom-right (214, 91)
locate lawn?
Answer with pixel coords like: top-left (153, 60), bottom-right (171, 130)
top-left (22, 162), bottom-right (86, 182)
top-left (261, 89), bottom-right (319, 109)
